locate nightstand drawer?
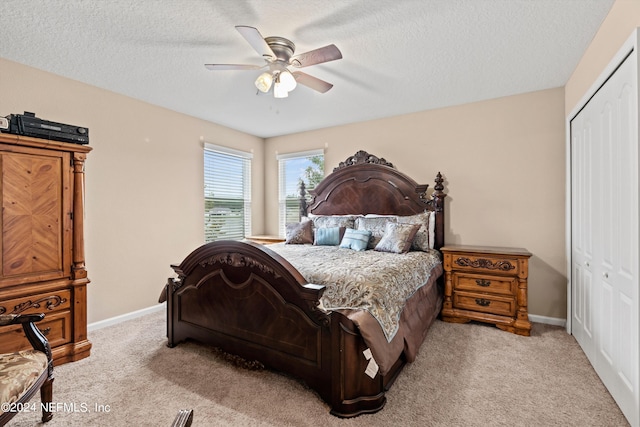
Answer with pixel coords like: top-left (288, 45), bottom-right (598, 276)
top-left (454, 274), bottom-right (516, 296)
top-left (450, 254), bottom-right (521, 276)
top-left (453, 291), bottom-right (516, 317)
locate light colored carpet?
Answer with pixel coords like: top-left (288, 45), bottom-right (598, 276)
top-left (7, 310), bottom-right (629, 426)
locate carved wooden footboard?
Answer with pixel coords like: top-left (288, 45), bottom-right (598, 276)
top-left (161, 240), bottom-right (391, 416)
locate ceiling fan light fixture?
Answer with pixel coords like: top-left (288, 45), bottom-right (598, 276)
top-left (207, 26), bottom-right (342, 97)
top-left (279, 69), bottom-right (297, 92)
top-left (273, 81), bottom-right (289, 98)
top-left (254, 72), bottom-right (273, 93)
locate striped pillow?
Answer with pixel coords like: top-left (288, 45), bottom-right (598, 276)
top-left (314, 226), bottom-right (344, 246)
top-left (339, 228), bottom-right (372, 251)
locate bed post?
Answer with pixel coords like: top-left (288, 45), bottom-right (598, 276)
top-left (299, 180), bottom-right (308, 219)
top-left (432, 172), bottom-right (446, 250)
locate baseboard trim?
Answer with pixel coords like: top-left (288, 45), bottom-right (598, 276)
top-left (88, 303), bottom-right (165, 332)
top-left (529, 314), bottom-right (566, 328)
top-left (88, 304), bottom-right (566, 332)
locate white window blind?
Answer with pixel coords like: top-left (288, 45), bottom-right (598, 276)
top-left (277, 149), bottom-right (324, 236)
top-left (204, 143), bottom-right (252, 242)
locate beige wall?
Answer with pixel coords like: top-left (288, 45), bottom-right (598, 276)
top-left (565, 0), bottom-right (640, 115)
top-left (9, 0), bottom-right (633, 323)
top-left (266, 88), bottom-right (567, 319)
top-left (0, 58), bottom-right (265, 323)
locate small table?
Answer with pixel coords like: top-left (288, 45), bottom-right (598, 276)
top-left (440, 245), bottom-right (532, 336)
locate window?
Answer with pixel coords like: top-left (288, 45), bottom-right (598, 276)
top-left (277, 149), bottom-right (324, 236)
top-left (204, 143), bottom-right (252, 242)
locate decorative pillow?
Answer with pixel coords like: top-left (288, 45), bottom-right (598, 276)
top-left (396, 211), bottom-right (432, 251)
top-left (339, 228), bottom-right (372, 251)
top-left (308, 214), bottom-right (360, 230)
top-left (285, 220), bottom-right (313, 244)
top-left (314, 226), bottom-right (344, 246)
top-left (356, 216), bottom-right (397, 249)
top-left (375, 222), bottom-right (421, 254)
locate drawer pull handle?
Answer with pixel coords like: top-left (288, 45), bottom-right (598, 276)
top-left (42, 327), bottom-right (51, 336)
top-left (475, 298), bottom-right (491, 307)
top-left (476, 279), bottom-right (491, 287)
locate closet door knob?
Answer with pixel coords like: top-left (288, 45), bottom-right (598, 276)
top-left (603, 272), bottom-right (609, 279)
top-left (585, 261), bottom-right (590, 267)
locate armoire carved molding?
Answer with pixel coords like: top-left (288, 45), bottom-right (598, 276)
top-left (0, 133), bottom-right (92, 364)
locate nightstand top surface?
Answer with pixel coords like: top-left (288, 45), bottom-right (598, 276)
top-left (244, 235), bottom-right (285, 244)
top-left (440, 244), bottom-right (531, 257)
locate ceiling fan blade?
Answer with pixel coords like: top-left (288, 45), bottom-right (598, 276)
top-left (290, 44), bottom-right (342, 68)
top-left (235, 26), bottom-right (276, 60)
top-left (291, 71), bottom-right (334, 93)
top-left (205, 64), bottom-right (262, 71)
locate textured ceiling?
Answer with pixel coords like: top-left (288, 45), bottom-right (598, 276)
top-left (0, 0), bottom-right (615, 138)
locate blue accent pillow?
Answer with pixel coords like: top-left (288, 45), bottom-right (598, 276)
top-left (339, 228), bottom-right (372, 251)
top-left (314, 226), bottom-right (343, 246)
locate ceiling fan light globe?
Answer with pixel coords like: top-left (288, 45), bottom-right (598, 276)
top-left (273, 82), bottom-right (289, 98)
top-left (255, 72), bottom-right (273, 93)
top-left (279, 70), bottom-right (297, 92)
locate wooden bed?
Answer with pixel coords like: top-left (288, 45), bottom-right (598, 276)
top-left (160, 150), bottom-right (447, 417)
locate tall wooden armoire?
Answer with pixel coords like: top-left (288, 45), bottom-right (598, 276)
top-left (0, 133), bottom-right (92, 365)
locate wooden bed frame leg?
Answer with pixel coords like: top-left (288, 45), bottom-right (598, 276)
top-left (329, 315), bottom-right (387, 417)
top-left (165, 280), bottom-right (176, 347)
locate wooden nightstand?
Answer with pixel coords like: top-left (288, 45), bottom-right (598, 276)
top-left (244, 235), bottom-right (285, 245)
top-left (440, 245), bottom-right (532, 336)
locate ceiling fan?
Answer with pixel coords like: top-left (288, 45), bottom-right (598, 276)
top-left (205, 26), bottom-right (342, 98)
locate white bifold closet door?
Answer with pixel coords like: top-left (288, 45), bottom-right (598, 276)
top-left (570, 44), bottom-right (639, 426)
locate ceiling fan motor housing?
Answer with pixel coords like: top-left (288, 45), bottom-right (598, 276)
top-left (265, 36), bottom-right (295, 62)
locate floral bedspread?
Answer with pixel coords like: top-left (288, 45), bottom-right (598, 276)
top-left (269, 244), bottom-right (441, 341)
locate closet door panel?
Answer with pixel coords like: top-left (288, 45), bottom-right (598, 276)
top-left (597, 51), bottom-right (638, 423)
top-left (597, 99), bottom-right (615, 372)
top-left (598, 279), bottom-right (614, 365)
top-left (615, 82), bottom-right (637, 392)
top-left (571, 44), bottom-right (638, 426)
top-left (571, 111), bottom-right (595, 359)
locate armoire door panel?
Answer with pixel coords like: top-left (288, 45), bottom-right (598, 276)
top-left (0, 150), bottom-right (69, 286)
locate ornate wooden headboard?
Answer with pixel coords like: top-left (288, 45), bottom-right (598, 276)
top-left (300, 150), bottom-right (446, 249)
